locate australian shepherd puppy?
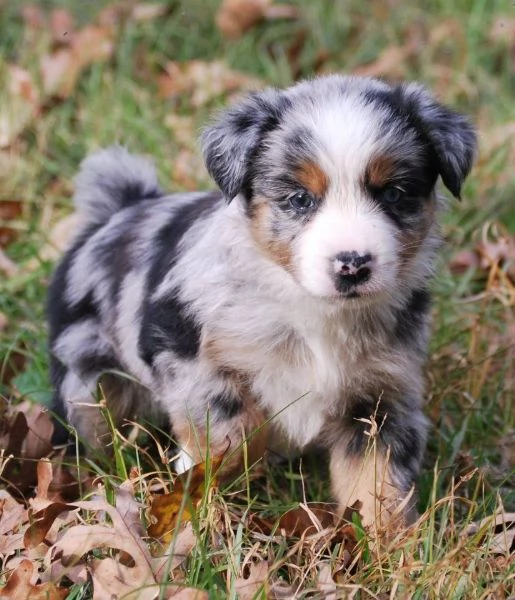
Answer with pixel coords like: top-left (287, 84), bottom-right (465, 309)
top-left (48, 75), bottom-right (476, 528)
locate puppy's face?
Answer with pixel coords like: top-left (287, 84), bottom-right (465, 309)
top-left (203, 76), bottom-right (476, 302)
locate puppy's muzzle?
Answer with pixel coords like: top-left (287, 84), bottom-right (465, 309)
top-left (332, 251), bottom-right (373, 294)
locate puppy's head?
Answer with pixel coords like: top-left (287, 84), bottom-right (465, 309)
top-left (202, 76), bottom-right (476, 302)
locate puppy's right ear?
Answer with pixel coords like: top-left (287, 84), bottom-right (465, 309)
top-left (201, 89), bottom-right (288, 201)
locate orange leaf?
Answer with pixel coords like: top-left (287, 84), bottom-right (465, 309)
top-left (148, 458), bottom-right (220, 544)
top-left (2, 559), bottom-right (68, 600)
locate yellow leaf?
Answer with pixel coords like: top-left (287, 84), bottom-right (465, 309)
top-left (148, 458), bottom-right (220, 544)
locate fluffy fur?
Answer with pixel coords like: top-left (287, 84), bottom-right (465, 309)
top-left (47, 75), bottom-right (477, 527)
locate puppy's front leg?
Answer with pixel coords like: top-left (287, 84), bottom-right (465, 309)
top-left (328, 395), bottom-right (428, 530)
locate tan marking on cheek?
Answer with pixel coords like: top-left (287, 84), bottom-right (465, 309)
top-left (249, 200), bottom-right (294, 273)
top-left (330, 445), bottom-right (416, 530)
top-left (366, 155), bottom-right (397, 188)
top-left (296, 161), bottom-right (329, 197)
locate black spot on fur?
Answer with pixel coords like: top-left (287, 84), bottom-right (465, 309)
top-left (140, 291), bottom-right (202, 362)
top-left (211, 391), bottom-right (243, 420)
top-left (394, 289), bottom-right (431, 345)
top-left (76, 352), bottom-right (122, 379)
top-left (96, 177), bottom-right (162, 213)
top-left (47, 225), bottom-right (99, 343)
top-left (139, 193), bottom-right (221, 364)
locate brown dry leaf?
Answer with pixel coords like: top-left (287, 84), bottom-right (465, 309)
top-left (0, 199), bottom-right (23, 247)
top-left (0, 66), bottom-right (40, 148)
top-left (489, 17), bottom-right (515, 54)
top-left (1, 405), bottom-right (54, 498)
top-left (152, 522), bottom-right (197, 580)
top-left (465, 510), bottom-right (515, 555)
top-left (1, 559), bottom-right (68, 600)
top-left (47, 483), bottom-right (156, 599)
top-left (0, 311), bottom-right (7, 331)
top-left (477, 223), bottom-right (515, 282)
top-left (0, 489), bottom-right (27, 536)
top-left (161, 586), bottom-right (208, 600)
top-left (50, 8), bottom-right (75, 45)
top-left (215, 0), bottom-right (299, 39)
top-left (450, 249), bottom-right (480, 274)
top-left (41, 25), bottom-right (114, 99)
top-left (148, 459), bottom-right (219, 545)
top-left (277, 502), bottom-right (338, 537)
top-left (234, 560), bottom-right (269, 599)
top-left (158, 60), bottom-right (262, 108)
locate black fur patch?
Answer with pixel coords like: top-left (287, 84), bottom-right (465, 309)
top-left (97, 177), bottom-right (162, 212)
top-left (139, 193), bottom-right (221, 364)
top-left (211, 391), bottom-right (243, 420)
top-left (394, 288), bottom-right (431, 345)
top-left (47, 225), bottom-right (99, 343)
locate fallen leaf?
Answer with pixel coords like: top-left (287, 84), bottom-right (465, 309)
top-left (0, 200), bottom-right (23, 247)
top-left (158, 60), bottom-right (262, 108)
top-left (1, 559), bottom-right (68, 600)
top-left (152, 521), bottom-right (198, 579)
top-left (450, 249), bottom-right (480, 274)
top-left (47, 483), bottom-right (156, 599)
top-left (1, 405), bottom-right (54, 497)
top-left (40, 25), bottom-right (114, 99)
top-left (215, 0), bottom-right (299, 39)
top-left (277, 502), bottom-right (338, 537)
top-left (0, 66), bottom-right (40, 148)
top-left (465, 509), bottom-right (515, 555)
top-left (489, 17), bottom-right (515, 55)
top-left (148, 459), bottom-right (219, 545)
top-left (0, 490), bottom-right (27, 536)
top-left (50, 8), bottom-right (75, 44)
top-left (234, 560), bottom-right (269, 599)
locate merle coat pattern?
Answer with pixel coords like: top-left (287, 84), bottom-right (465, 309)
top-left (48, 75), bottom-right (476, 527)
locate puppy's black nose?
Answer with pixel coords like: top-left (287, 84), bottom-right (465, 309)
top-left (333, 251), bottom-right (372, 292)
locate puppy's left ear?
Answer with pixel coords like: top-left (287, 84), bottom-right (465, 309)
top-left (201, 88), bottom-right (288, 201)
top-left (399, 83), bottom-right (477, 199)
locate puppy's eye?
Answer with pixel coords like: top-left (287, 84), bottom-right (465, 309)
top-left (288, 190), bottom-right (315, 213)
top-left (381, 187), bottom-right (404, 204)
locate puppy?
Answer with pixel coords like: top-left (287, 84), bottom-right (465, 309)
top-left (47, 75), bottom-right (476, 528)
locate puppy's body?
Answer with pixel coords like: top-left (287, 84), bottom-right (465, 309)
top-left (48, 75), bottom-right (476, 527)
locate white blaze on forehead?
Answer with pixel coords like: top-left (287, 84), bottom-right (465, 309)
top-left (295, 93), bottom-right (389, 188)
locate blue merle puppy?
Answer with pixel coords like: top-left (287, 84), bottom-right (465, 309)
top-left (48, 75), bottom-right (476, 528)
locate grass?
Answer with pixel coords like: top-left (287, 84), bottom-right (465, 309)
top-left (1, 0), bottom-right (514, 597)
